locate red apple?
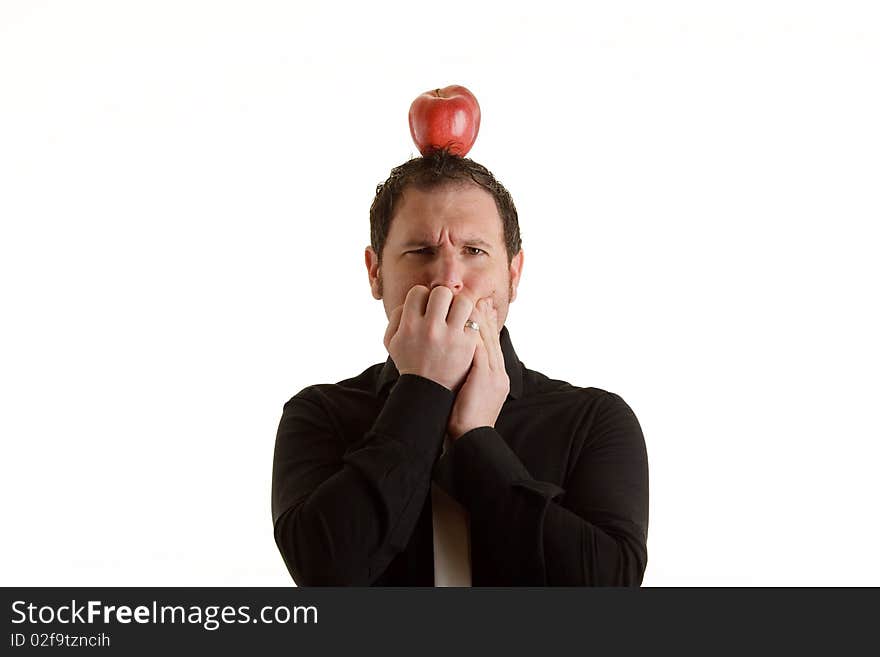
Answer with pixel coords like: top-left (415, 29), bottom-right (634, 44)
top-left (408, 85), bottom-right (481, 157)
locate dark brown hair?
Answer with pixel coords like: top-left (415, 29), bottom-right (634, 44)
top-left (369, 149), bottom-right (522, 264)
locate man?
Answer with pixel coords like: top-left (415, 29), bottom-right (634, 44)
top-left (271, 150), bottom-right (649, 586)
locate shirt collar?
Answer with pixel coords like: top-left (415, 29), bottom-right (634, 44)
top-left (375, 324), bottom-right (524, 400)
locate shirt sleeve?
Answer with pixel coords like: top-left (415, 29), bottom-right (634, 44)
top-left (432, 391), bottom-right (649, 586)
top-left (271, 374), bottom-right (453, 585)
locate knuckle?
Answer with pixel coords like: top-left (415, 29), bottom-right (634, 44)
top-left (424, 324), bottom-right (442, 342)
top-left (449, 295), bottom-right (472, 320)
top-left (457, 293), bottom-right (475, 311)
top-left (406, 285), bottom-right (427, 301)
top-left (431, 286), bottom-right (453, 304)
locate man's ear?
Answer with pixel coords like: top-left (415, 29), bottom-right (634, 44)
top-left (365, 246), bottom-right (382, 300)
top-left (508, 249), bottom-right (524, 303)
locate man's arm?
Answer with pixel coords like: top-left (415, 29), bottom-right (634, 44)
top-left (272, 374), bottom-right (453, 585)
top-left (272, 285), bottom-right (480, 585)
top-left (433, 391), bottom-right (649, 586)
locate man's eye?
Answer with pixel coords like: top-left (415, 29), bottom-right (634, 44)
top-left (407, 247), bottom-right (486, 256)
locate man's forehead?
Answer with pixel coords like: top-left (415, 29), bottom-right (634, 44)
top-left (397, 233), bottom-right (496, 249)
top-left (390, 184), bottom-right (504, 245)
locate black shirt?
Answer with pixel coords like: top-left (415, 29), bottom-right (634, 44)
top-left (271, 326), bottom-right (649, 586)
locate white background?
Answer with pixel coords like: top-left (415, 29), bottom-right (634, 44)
top-left (1, 1), bottom-right (878, 586)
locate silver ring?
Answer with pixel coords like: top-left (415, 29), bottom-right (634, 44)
top-left (464, 320), bottom-right (480, 332)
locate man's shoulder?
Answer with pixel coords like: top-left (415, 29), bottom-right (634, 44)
top-left (517, 364), bottom-right (644, 455)
top-left (282, 362), bottom-right (385, 410)
top-left (520, 362), bottom-right (640, 421)
top-left (522, 363), bottom-right (610, 402)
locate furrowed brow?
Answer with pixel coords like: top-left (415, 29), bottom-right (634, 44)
top-left (400, 237), bottom-right (494, 249)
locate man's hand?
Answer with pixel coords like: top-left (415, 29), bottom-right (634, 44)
top-left (384, 285), bottom-right (479, 392)
top-left (446, 298), bottom-right (510, 441)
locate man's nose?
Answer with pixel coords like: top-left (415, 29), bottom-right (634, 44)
top-left (428, 250), bottom-right (464, 293)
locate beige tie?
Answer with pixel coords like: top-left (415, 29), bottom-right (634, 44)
top-left (431, 434), bottom-right (472, 587)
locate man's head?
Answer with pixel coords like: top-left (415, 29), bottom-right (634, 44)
top-left (365, 150), bottom-right (524, 329)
